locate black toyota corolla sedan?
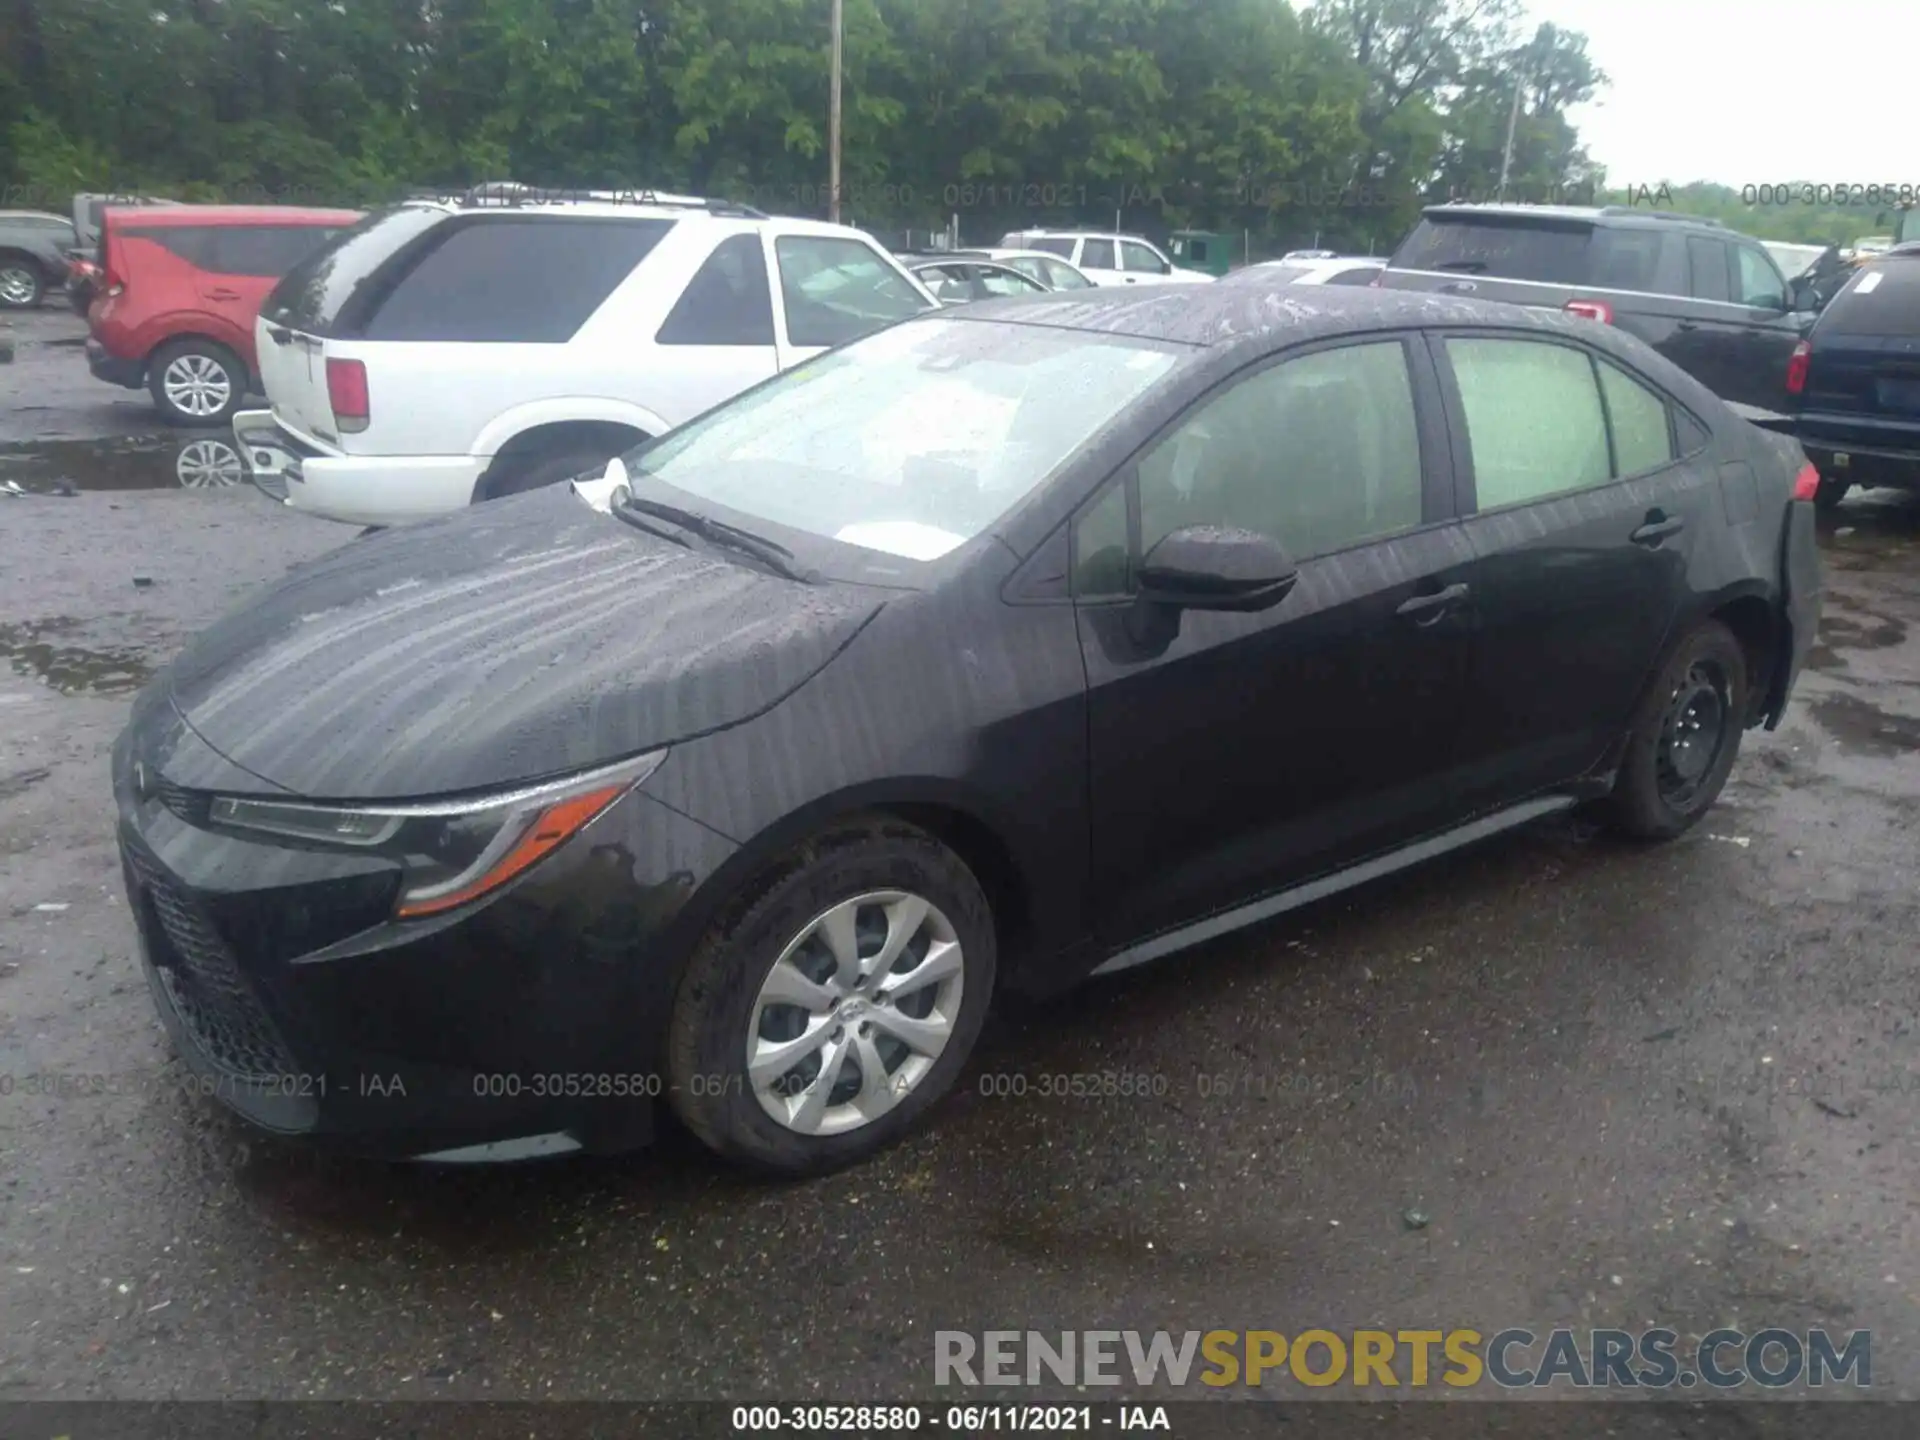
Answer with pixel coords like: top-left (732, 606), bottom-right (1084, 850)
top-left (114, 285), bottom-right (1824, 1173)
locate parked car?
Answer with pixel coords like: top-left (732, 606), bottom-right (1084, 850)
top-left (235, 195), bottom-right (939, 528)
top-left (1282, 249), bottom-right (1338, 261)
top-left (909, 258), bottom-right (1049, 304)
top-left (948, 247), bottom-right (1097, 291)
top-left (1375, 204), bottom-right (1820, 415)
top-left (1786, 246), bottom-right (1920, 508)
top-left (1220, 256), bottom-right (1386, 287)
top-left (115, 284), bottom-right (1821, 1173)
top-left (0, 210), bottom-right (80, 308)
top-left (71, 192), bottom-right (181, 255)
top-left (85, 205), bottom-right (362, 425)
top-left (1763, 241), bottom-right (1848, 311)
top-left (996, 230), bottom-right (1215, 286)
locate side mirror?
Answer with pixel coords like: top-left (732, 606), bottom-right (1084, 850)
top-left (1137, 526), bottom-right (1298, 612)
top-left (1788, 276), bottom-right (1823, 314)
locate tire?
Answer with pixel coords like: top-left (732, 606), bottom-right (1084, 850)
top-left (0, 258), bottom-right (45, 309)
top-left (480, 448), bottom-right (614, 502)
top-left (667, 819), bottom-right (997, 1175)
top-left (1813, 475), bottom-right (1850, 511)
top-left (1602, 619), bottom-right (1749, 841)
top-left (148, 339), bottom-right (247, 427)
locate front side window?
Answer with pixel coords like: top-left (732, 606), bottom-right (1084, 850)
top-left (656, 233), bottom-right (775, 345)
top-left (630, 317), bottom-right (1182, 562)
top-left (978, 266), bottom-right (1045, 297)
top-left (1042, 259), bottom-right (1094, 290)
top-left (1081, 238), bottom-right (1117, 271)
top-left (1447, 338), bottom-right (1610, 508)
top-left (1328, 266), bottom-right (1382, 286)
top-left (914, 266), bottom-right (970, 303)
top-left (1120, 240), bottom-right (1170, 275)
top-left (774, 235), bottom-right (932, 347)
top-left (1597, 360), bottom-right (1676, 475)
top-left (1027, 237), bottom-right (1076, 259)
top-left (1734, 245), bottom-right (1788, 310)
top-left (1072, 340), bottom-right (1423, 587)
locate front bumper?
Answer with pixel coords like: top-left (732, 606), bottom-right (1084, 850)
top-left (86, 338), bottom-right (144, 389)
top-left (113, 734), bottom-right (739, 1161)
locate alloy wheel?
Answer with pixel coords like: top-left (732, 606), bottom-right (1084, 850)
top-left (747, 890), bottom-right (965, 1137)
top-left (0, 266), bottom-right (37, 306)
top-left (161, 353), bottom-right (234, 418)
top-left (1655, 660), bottom-right (1730, 809)
top-left (175, 439), bottom-right (244, 488)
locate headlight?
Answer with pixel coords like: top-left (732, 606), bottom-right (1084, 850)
top-left (207, 750), bottom-right (666, 919)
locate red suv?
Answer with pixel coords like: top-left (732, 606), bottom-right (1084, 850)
top-left (87, 205), bottom-right (361, 426)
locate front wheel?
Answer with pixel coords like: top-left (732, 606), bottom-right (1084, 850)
top-left (148, 340), bottom-right (246, 427)
top-left (667, 820), bottom-right (996, 1174)
top-left (1602, 619), bottom-right (1749, 840)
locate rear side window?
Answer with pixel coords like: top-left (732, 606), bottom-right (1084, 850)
top-left (1391, 218), bottom-right (1590, 284)
top-left (1447, 338), bottom-right (1611, 508)
top-left (1081, 238), bottom-right (1117, 270)
top-left (773, 236), bottom-right (930, 348)
top-left (206, 225), bottom-right (341, 278)
top-left (1687, 237), bottom-right (1731, 302)
top-left (656, 234), bottom-right (775, 346)
top-left (1815, 260), bottom-right (1920, 337)
top-left (263, 205), bottom-right (450, 333)
top-left (1587, 230), bottom-right (1663, 291)
top-left (119, 226), bottom-right (219, 267)
top-left (363, 217), bottom-right (674, 342)
top-left (1596, 361), bottom-right (1676, 475)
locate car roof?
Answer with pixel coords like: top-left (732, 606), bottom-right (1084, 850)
top-left (949, 280), bottom-right (1628, 350)
top-left (1421, 202), bottom-right (1727, 231)
top-left (0, 210), bottom-right (72, 223)
top-left (105, 205), bottom-right (364, 225)
top-left (404, 199), bottom-right (881, 241)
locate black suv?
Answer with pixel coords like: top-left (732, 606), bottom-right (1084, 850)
top-left (1787, 248), bottom-right (1920, 507)
top-left (1377, 204), bottom-right (1820, 416)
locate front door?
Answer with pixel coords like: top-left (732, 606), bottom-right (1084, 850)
top-left (1073, 334), bottom-right (1476, 945)
top-left (1432, 331), bottom-right (1708, 809)
top-left (646, 232), bottom-right (780, 425)
top-left (768, 233), bottom-right (938, 370)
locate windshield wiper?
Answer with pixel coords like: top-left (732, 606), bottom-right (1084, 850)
top-left (609, 503), bottom-right (696, 550)
top-left (617, 496), bottom-right (819, 583)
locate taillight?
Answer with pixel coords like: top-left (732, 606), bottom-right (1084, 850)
top-left (326, 358), bottom-right (370, 433)
top-left (1565, 299), bottom-right (1613, 323)
top-left (1791, 461), bottom-right (1819, 502)
top-left (1785, 340), bottom-right (1811, 396)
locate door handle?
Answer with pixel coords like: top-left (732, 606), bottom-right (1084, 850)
top-left (1396, 582), bottom-right (1469, 623)
top-left (1675, 320), bottom-right (1699, 332)
top-left (1631, 515), bottom-right (1686, 546)
top-left (207, 288), bottom-right (241, 300)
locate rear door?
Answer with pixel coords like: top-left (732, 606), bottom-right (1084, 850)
top-left (1723, 238), bottom-right (1811, 412)
top-left (196, 224), bottom-right (342, 371)
top-left (1075, 236), bottom-right (1124, 285)
top-left (1073, 334), bottom-right (1476, 943)
top-left (768, 233), bottom-right (936, 369)
top-left (1434, 330), bottom-right (1715, 808)
top-left (648, 232), bottom-right (779, 420)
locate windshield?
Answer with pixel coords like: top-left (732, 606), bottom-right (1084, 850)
top-left (1897, 210), bottom-right (1920, 245)
top-left (626, 317), bottom-right (1183, 562)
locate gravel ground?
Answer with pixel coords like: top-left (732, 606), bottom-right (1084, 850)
top-left (2, 306), bottom-right (1918, 1408)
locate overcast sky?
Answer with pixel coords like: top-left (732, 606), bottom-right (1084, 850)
top-left (1542, 0), bottom-right (1913, 185)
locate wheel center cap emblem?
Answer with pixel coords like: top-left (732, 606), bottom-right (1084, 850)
top-left (841, 998), bottom-right (868, 1021)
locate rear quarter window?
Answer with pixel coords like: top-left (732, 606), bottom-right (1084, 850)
top-left (206, 225), bottom-right (343, 278)
top-left (118, 226), bottom-right (220, 268)
top-left (362, 217), bottom-right (675, 342)
top-left (1392, 218), bottom-right (1591, 284)
top-left (1814, 261), bottom-right (1920, 338)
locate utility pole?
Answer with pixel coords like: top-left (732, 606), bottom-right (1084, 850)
top-left (828, 0), bottom-right (844, 223)
top-left (1497, 31), bottom-right (1540, 204)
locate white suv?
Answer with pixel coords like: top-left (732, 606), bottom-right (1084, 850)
top-left (996, 230), bottom-right (1215, 287)
top-left (234, 194), bottom-right (939, 527)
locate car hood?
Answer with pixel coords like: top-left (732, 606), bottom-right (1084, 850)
top-left (158, 487), bottom-right (884, 800)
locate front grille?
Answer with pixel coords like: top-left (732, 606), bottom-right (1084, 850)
top-left (124, 839), bottom-right (300, 1081)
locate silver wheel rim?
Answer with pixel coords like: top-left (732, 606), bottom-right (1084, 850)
top-left (0, 267), bottom-right (36, 304)
top-left (175, 439), bottom-right (244, 488)
top-left (747, 890), bottom-right (965, 1136)
top-left (162, 354), bottom-right (234, 417)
